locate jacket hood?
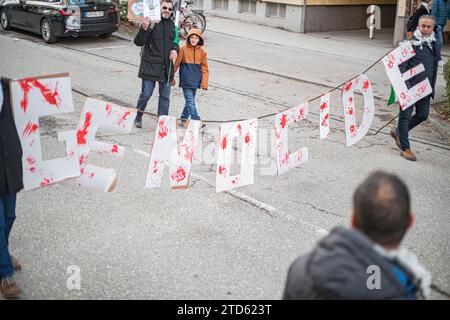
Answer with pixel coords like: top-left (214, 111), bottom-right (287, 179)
top-left (306, 227), bottom-right (411, 299)
top-left (186, 28), bottom-right (204, 47)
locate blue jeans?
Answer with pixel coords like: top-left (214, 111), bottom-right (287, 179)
top-left (397, 96), bottom-right (430, 150)
top-left (0, 194), bottom-right (17, 278)
top-left (136, 80), bottom-right (171, 119)
top-left (181, 88), bottom-right (200, 120)
top-left (436, 25), bottom-right (444, 49)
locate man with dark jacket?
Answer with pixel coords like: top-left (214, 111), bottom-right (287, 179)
top-left (390, 15), bottom-right (440, 161)
top-left (283, 171), bottom-right (431, 300)
top-left (134, 0), bottom-right (179, 128)
top-left (0, 78), bottom-right (24, 299)
top-left (406, 0), bottom-right (432, 38)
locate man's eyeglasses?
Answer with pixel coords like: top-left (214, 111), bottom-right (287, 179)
top-left (420, 24), bottom-right (433, 29)
top-left (162, 6), bottom-right (173, 11)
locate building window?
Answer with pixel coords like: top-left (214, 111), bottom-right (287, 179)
top-left (213, 0), bottom-right (229, 10)
top-left (192, 0), bottom-right (204, 7)
top-left (239, 0), bottom-right (256, 14)
top-left (266, 2), bottom-right (286, 18)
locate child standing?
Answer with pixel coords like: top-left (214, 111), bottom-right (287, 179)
top-left (173, 28), bottom-right (209, 126)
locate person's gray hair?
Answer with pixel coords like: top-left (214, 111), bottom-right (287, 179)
top-left (419, 15), bottom-right (436, 24)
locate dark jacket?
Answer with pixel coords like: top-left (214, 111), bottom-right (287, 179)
top-left (134, 17), bottom-right (179, 82)
top-left (407, 4), bottom-right (430, 32)
top-left (403, 37), bottom-right (440, 98)
top-left (174, 29), bottom-right (209, 89)
top-left (0, 78), bottom-right (24, 197)
top-left (283, 227), bottom-right (424, 300)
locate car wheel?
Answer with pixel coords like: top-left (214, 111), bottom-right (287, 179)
top-left (98, 33), bottom-right (112, 39)
top-left (0, 9), bottom-right (11, 30)
top-left (41, 19), bottom-right (57, 44)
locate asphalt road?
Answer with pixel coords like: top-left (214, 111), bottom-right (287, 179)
top-left (0, 25), bottom-right (449, 300)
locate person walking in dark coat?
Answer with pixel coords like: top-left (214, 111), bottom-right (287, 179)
top-left (390, 15), bottom-right (440, 161)
top-left (134, 0), bottom-right (179, 128)
top-left (0, 78), bottom-right (24, 299)
top-left (283, 171), bottom-right (431, 300)
top-left (407, 0), bottom-right (432, 39)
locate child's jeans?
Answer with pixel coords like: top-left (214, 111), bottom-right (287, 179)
top-left (181, 88), bottom-right (200, 120)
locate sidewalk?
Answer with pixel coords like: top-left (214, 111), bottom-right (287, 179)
top-left (116, 16), bottom-right (450, 144)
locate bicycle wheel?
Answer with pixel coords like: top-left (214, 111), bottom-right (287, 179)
top-left (179, 13), bottom-right (205, 39)
top-left (192, 10), bottom-right (206, 33)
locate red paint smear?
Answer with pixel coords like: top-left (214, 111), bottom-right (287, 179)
top-left (171, 167), bottom-right (186, 182)
top-left (218, 165), bottom-right (227, 176)
top-left (281, 152), bottom-right (289, 165)
top-left (321, 113), bottom-right (329, 127)
top-left (77, 112), bottom-right (92, 145)
top-left (244, 134), bottom-right (251, 144)
top-left (362, 80), bottom-right (369, 91)
top-left (105, 103), bottom-right (113, 116)
top-left (220, 136), bottom-right (227, 150)
top-left (22, 121), bottom-right (39, 137)
top-left (349, 97), bottom-right (353, 104)
top-left (183, 145), bottom-right (194, 163)
top-left (40, 178), bottom-right (51, 187)
top-left (26, 156), bottom-right (35, 165)
top-left (350, 124), bottom-right (356, 133)
top-left (152, 161), bottom-right (159, 174)
top-left (18, 78), bottom-right (62, 113)
top-left (111, 144), bottom-right (119, 153)
top-left (79, 154), bottom-right (87, 166)
top-left (344, 82), bottom-right (353, 92)
top-left (348, 108), bottom-right (353, 115)
top-left (280, 113), bottom-right (287, 129)
top-left (27, 156), bottom-right (36, 173)
top-left (299, 108), bottom-right (305, 118)
top-left (319, 102), bottom-right (328, 111)
top-left (237, 124), bottom-right (242, 136)
top-left (158, 120), bottom-right (168, 139)
top-left (118, 111), bottom-right (131, 126)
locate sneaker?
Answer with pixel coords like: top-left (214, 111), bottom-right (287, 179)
top-left (400, 149), bottom-right (417, 161)
top-left (11, 256), bottom-right (21, 271)
top-left (134, 118), bottom-right (142, 129)
top-left (390, 128), bottom-right (401, 150)
top-left (0, 277), bottom-right (21, 299)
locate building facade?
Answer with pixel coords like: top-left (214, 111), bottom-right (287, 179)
top-left (196, 0), bottom-right (397, 33)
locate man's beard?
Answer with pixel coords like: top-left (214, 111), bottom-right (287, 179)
top-left (161, 12), bottom-right (171, 19)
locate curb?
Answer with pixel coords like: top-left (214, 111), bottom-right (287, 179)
top-left (113, 32), bottom-right (133, 42)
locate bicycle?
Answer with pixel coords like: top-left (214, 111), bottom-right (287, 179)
top-left (177, 0), bottom-right (206, 39)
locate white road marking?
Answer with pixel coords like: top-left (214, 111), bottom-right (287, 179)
top-left (85, 45), bottom-right (127, 51)
top-left (132, 148), bottom-right (329, 236)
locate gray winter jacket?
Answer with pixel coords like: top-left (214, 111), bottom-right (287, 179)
top-left (283, 227), bottom-right (426, 300)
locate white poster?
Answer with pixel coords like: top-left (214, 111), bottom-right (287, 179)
top-left (145, 116), bottom-right (201, 189)
top-left (319, 93), bottom-right (330, 140)
top-left (143, 0), bottom-right (161, 22)
top-left (342, 75), bottom-right (375, 147)
top-left (9, 73), bottom-right (80, 190)
top-left (216, 119), bottom-right (258, 193)
top-left (274, 103), bottom-right (309, 175)
top-left (66, 98), bottom-right (136, 192)
top-left (382, 41), bottom-right (432, 110)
